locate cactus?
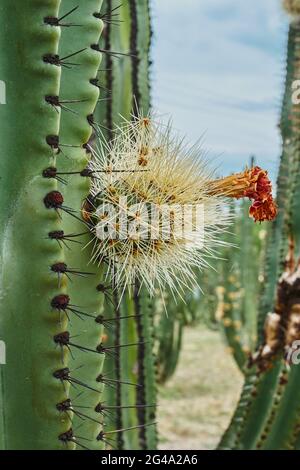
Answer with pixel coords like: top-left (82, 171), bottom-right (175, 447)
top-left (155, 293), bottom-right (184, 384)
top-left (0, 0), bottom-right (106, 449)
top-left (57, 0), bottom-right (106, 450)
top-left (219, 5), bottom-right (300, 450)
top-left (0, 0), bottom-right (68, 450)
top-left (95, 0), bottom-right (157, 450)
top-left (216, 198), bottom-right (265, 371)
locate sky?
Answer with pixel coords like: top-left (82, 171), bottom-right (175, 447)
top-left (152, 0), bottom-right (289, 180)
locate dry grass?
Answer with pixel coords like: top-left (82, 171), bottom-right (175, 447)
top-left (157, 324), bottom-right (243, 450)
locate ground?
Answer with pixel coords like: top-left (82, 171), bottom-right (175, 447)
top-left (158, 325), bottom-right (243, 450)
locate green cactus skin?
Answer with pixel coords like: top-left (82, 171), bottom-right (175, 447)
top-left (220, 16), bottom-right (300, 451)
top-left (239, 198), bottom-right (264, 351)
top-left (102, 286), bottom-right (157, 451)
top-left (128, 1), bottom-right (157, 448)
top-left (258, 49), bottom-right (300, 449)
top-left (118, 292), bottom-right (142, 450)
top-left (57, 0), bottom-right (105, 450)
top-left (0, 0), bottom-right (75, 450)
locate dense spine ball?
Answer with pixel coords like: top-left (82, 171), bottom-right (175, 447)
top-left (88, 114), bottom-right (231, 296)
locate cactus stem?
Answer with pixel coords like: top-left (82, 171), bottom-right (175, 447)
top-left (91, 43), bottom-right (135, 58)
top-left (129, 0), bottom-right (139, 111)
top-left (51, 294), bottom-right (96, 321)
top-left (134, 284), bottom-right (147, 446)
top-left (95, 422), bottom-right (156, 449)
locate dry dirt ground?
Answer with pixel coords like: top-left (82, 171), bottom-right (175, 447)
top-left (157, 325), bottom-right (243, 450)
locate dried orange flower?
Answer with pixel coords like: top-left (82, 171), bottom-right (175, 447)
top-left (209, 166), bottom-right (277, 222)
top-left (249, 197), bottom-right (278, 223)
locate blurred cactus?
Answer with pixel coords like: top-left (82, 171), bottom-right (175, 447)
top-left (155, 195), bottom-right (266, 381)
top-left (219, 6), bottom-right (300, 450)
top-left (216, 198), bottom-right (265, 371)
top-left (154, 291), bottom-right (185, 384)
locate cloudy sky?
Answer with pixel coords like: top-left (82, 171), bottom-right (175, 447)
top-left (152, 0), bottom-right (289, 180)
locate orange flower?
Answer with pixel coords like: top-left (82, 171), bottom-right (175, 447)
top-left (243, 166), bottom-right (272, 202)
top-left (209, 166), bottom-right (277, 222)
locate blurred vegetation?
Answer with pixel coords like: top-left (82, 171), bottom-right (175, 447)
top-left (155, 195), bottom-right (266, 382)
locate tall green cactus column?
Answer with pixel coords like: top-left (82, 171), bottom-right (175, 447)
top-left (57, 0), bottom-right (106, 450)
top-left (0, 0), bottom-right (75, 449)
top-left (0, 0), bottom-right (107, 450)
top-left (130, 0), bottom-right (157, 450)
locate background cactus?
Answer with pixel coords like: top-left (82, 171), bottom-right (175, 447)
top-left (216, 197), bottom-right (265, 371)
top-left (219, 5), bottom-right (300, 450)
top-left (155, 195), bottom-right (265, 381)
